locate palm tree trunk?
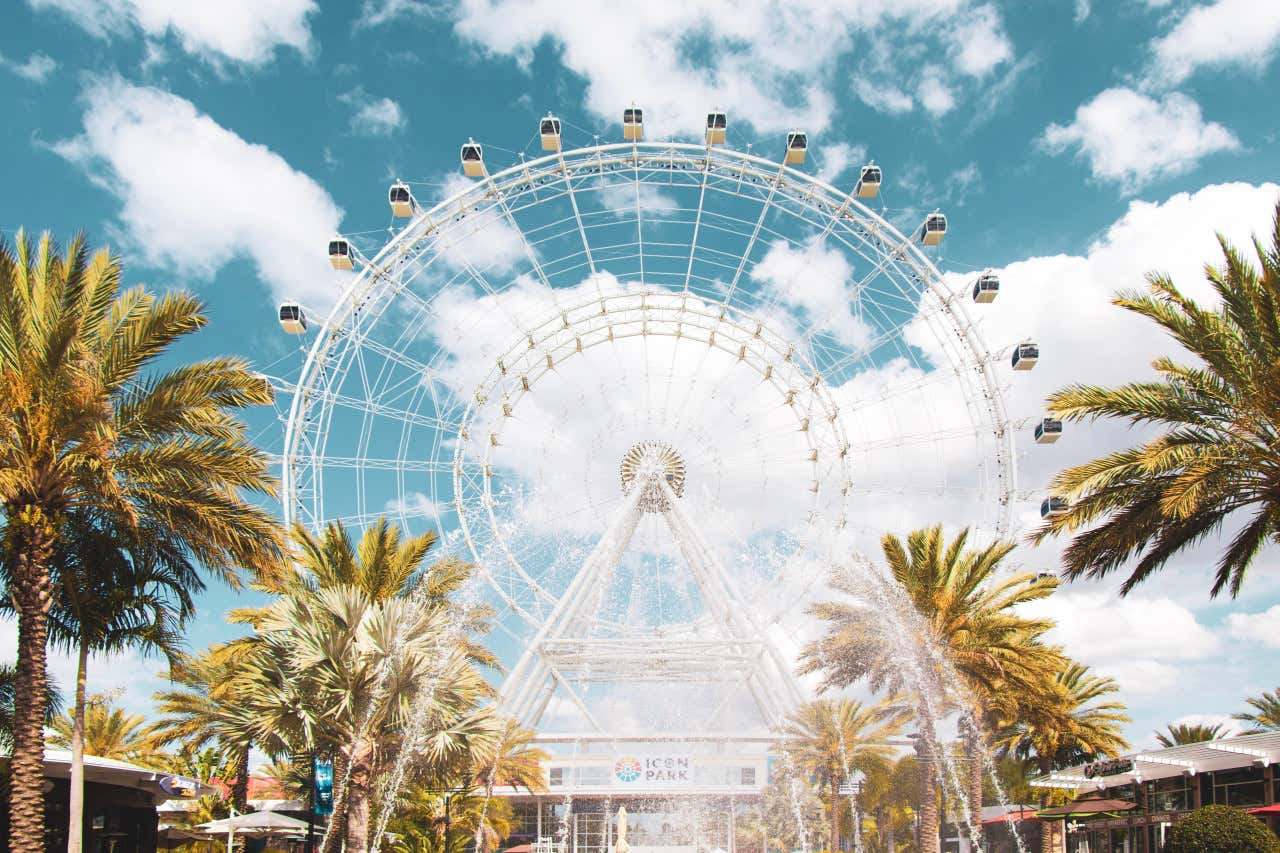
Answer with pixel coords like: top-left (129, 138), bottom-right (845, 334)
top-left (345, 756), bottom-right (370, 853)
top-left (962, 718), bottom-right (984, 852)
top-left (9, 519), bottom-right (56, 853)
top-left (829, 786), bottom-right (841, 852)
top-left (231, 745), bottom-right (250, 813)
top-left (67, 638), bottom-right (90, 853)
top-left (914, 734), bottom-right (940, 853)
top-left (1038, 758), bottom-right (1052, 853)
top-left (321, 752), bottom-right (353, 853)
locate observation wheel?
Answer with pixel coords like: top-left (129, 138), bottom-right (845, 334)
top-left (281, 116), bottom-right (1016, 730)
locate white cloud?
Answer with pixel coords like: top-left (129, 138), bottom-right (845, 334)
top-left (0, 51), bottom-right (57, 83)
top-left (1074, 0), bottom-right (1091, 23)
top-left (597, 183), bottom-right (680, 219)
top-left (29, 0), bottom-right (316, 66)
top-left (360, 0), bottom-right (1019, 133)
top-left (1227, 604), bottom-right (1280, 649)
top-left (916, 66), bottom-right (957, 116)
top-left (1026, 592), bottom-right (1219, 663)
top-left (814, 141), bottom-right (868, 185)
top-left (751, 237), bottom-right (871, 350)
top-left (1149, 0), bottom-right (1280, 85)
top-left (1041, 87), bottom-right (1239, 191)
top-left (54, 76), bottom-right (346, 311)
top-left (340, 90), bottom-right (407, 136)
top-left (948, 3), bottom-right (1012, 77)
top-left (853, 77), bottom-right (915, 114)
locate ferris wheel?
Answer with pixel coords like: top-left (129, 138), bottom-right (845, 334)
top-left (280, 108), bottom-right (1025, 733)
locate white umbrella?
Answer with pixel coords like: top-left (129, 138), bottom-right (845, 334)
top-left (197, 810), bottom-right (310, 844)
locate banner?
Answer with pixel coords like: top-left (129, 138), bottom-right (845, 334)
top-left (314, 757), bottom-right (334, 815)
top-left (611, 754), bottom-right (692, 788)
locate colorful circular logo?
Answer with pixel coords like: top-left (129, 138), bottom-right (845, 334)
top-left (613, 756), bottom-right (642, 783)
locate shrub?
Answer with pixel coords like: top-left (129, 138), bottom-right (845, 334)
top-left (1164, 804), bottom-right (1280, 852)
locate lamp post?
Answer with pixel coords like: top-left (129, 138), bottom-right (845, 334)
top-left (838, 771), bottom-right (866, 853)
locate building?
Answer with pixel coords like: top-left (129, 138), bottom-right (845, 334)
top-left (0, 749), bottom-right (213, 852)
top-left (1033, 730), bottom-right (1280, 852)
top-left (496, 735), bottom-right (773, 853)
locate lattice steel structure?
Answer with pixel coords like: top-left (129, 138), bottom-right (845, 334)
top-left (281, 130), bottom-right (1018, 736)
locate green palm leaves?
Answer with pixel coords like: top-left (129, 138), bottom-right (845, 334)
top-left (0, 230), bottom-right (283, 847)
top-left (1035, 202), bottom-right (1280, 597)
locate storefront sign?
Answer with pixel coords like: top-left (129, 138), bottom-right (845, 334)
top-left (158, 775), bottom-right (200, 798)
top-left (1084, 758), bottom-right (1134, 778)
top-left (611, 754), bottom-right (692, 787)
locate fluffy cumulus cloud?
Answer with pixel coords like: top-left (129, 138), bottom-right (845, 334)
top-left (53, 76), bottom-right (346, 310)
top-left (359, 0), bottom-right (1015, 133)
top-left (340, 89), bottom-right (407, 136)
top-left (0, 51), bottom-right (58, 82)
top-left (1148, 0), bottom-right (1280, 85)
top-left (1041, 87), bottom-right (1239, 191)
top-left (1227, 605), bottom-right (1280, 649)
top-left (28, 0), bottom-right (316, 66)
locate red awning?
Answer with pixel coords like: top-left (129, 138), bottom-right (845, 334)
top-left (982, 809), bottom-right (1039, 825)
top-left (1248, 804), bottom-right (1280, 815)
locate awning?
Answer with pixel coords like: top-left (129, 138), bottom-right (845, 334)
top-left (982, 809), bottom-right (1039, 825)
top-left (1248, 804), bottom-right (1280, 815)
top-left (1037, 798), bottom-right (1136, 820)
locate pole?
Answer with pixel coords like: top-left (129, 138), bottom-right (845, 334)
top-left (306, 753), bottom-right (318, 853)
top-left (445, 792), bottom-right (453, 853)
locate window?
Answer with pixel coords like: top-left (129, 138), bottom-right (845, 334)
top-left (1147, 776), bottom-right (1192, 812)
top-left (740, 766), bottom-right (757, 786)
top-left (1212, 767), bottom-right (1265, 807)
top-left (549, 767), bottom-right (566, 787)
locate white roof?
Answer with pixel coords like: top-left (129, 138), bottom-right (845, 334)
top-left (0, 749), bottom-right (217, 800)
top-left (1034, 730), bottom-right (1280, 790)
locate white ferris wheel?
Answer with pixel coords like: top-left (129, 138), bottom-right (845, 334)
top-left (279, 109), bottom-right (1028, 737)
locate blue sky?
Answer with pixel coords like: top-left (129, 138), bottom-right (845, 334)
top-left (3, 0), bottom-right (1280, 750)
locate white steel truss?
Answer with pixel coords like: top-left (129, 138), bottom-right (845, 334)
top-left (498, 449), bottom-right (805, 733)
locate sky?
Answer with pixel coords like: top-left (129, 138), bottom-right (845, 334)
top-left (2, 0), bottom-right (1280, 753)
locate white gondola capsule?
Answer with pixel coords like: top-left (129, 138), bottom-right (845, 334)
top-left (705, 111), bottom-right (727, 145)
top-left (1035, 417), bottom-right (1063, 444)
top-left (388, 181), bottom-right (415, 218)
top-left (328, 236), bottom-right (354, 271)
top-left (540, 115), bottom-right (562, 151)
top-left (919, 212), bottom-right (948, 246)
top-left (1012, 342), bottom-right (1039, 371)
top-left (278, 302), bottom-right (306, 334)
top-left (785, 130), bottom-right (807, 165)
top-left (623, 106), bottom-right (643, 140)
top-left (855, 163), bottom-right (881, 198)
top-left (1040, 496), bottom-right (1069, 518)
top-left (972, 272), bottom-right (1000, 303)
top-left (461, 140), bottom-right (484, 177)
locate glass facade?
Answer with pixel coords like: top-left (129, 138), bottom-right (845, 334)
top-left (1145, 776), bottom-right (1192, 812)
top-left (1211, 766), bottom-right (1266, 807)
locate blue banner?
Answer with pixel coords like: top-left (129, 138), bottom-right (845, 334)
top-left (314, 757), bottom-right (334, 816)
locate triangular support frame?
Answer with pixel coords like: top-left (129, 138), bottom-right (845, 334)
top-left (498, 474), bottom-right (804, 733)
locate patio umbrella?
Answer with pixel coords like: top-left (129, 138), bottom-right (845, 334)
top-left (157, 826), bottom-right (203, 849)
top-left (197, 810), bottom-right (311, 837)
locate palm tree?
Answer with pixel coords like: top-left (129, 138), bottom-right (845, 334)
top-left (1235, 688), bottom-right (1280, 731)
top-left (780, 698), bottom-right (907, 852)
top-left (48, 695), bottom-right (169, 768)
top-left (0, 664), bottom-right (63, 753)
top-left (149, 647), bottom-right (262, 811)
top-left (801, 526), bottom-right (1062, 852)
top-left (0, 230), bottom-right (284, 847)
top-left (1155, 721), bottom-right (1229, 747)
top-left (996, 662), bottom-right (1128, 853)
top-left (24, 511), bottom-right (201, 853)
top-left (1033, 201), bottom-right (1280, 598)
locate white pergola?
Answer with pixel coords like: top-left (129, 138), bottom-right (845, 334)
top-left (1034, 731), bottom-right (1280, 789)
